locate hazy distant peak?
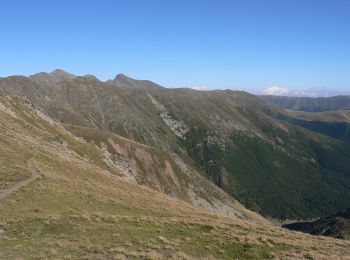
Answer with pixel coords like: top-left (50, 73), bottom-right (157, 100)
top-left (29, 72), bottom-right (50, 78)
top-left (83, 74), bottom-right (99, 80)
top-left (111, 74), bottom-right (164, 91)
top-left (113, 73), bottom-right (138, 84)
top-left (50, 69), bottom-right (76, 81)
top-left (114, 73), bottom-right (130, 81)
top-left (30, 69), bottom-right (76, 84)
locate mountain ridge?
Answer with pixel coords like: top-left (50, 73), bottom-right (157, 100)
top-left (1, 70), bottom-right (350, 220)
top-left (107, 73), bottom-right (164, 91)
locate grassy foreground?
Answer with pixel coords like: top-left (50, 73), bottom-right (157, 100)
top-left (0, 95), bottom-right (350, 259)
top-left (2, 157), bottom-right (350, 259)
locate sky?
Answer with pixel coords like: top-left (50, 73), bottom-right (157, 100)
top-left (1, 0), bottom-right (349, 96)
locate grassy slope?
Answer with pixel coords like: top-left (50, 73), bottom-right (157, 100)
top-left (1, 96), bottom-right (350, 259)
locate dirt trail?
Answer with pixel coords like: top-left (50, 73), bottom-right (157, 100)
top-left (0, 160), bottom-right (39, 200)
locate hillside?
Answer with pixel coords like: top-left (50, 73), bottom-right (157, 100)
top-left (1, 71), bottom-right (350, 220)
top-left (263, 95), bottom-right (350, 112)
top-left (283, 208), bottom-right (350, 240)
top-left (64, 124), bottom-right (263, 221)
top-left (1, 93), bottom-right (350, 259)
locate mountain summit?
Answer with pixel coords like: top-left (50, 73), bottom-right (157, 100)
top-left (50, 69), bottom-right (76, 81)
top-left (108, 73), bottom-right (164, 90)
top-left (29, 69), bottom-right (76, 85)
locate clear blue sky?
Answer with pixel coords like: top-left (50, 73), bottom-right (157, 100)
top-left (1, 0), bottom-right (349, 95)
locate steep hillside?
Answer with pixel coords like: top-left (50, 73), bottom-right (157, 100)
top-left (148, 88), bottom-right (350, 219)
top-left (1, 71), bottom-right (350, 220)
top-left (1, 94), bottom-right (350, 259)
top-left (283, 208), bottom-right (350, 240)
top-left (263, 95), bottom-right (350, 112)
top-left (65, 124), bottom-right (263, 221)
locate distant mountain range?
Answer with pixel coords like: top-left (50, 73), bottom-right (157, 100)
top-left (262, 95), bottom-right (350, 112)
top-left (1, 70), bottom-right (350, 221)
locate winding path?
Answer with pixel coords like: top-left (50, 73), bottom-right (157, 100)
top-left (0, 160), bottom-right (39, 200)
